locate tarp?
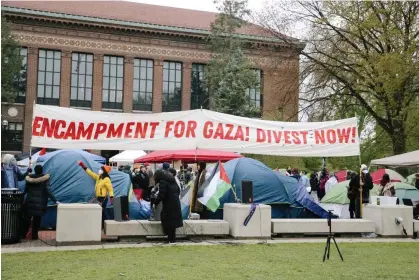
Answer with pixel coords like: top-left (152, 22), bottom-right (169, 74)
top-left (370, 168), bottom-right (406, 184)
top-left (20, 150), bottom-right (129, 228)
top-left (134, 149), bottom-right (241, 163)
top-left (110, 150), bottom-right (147, 164)
top-left (370, 150), bottom-right (419, 167)
top-left (37, 149), bottom-right (106, 164)
top-left (30, 104), bottom-right (360, 157)
top-left (321, 180), bottom-right (351, 205)
top-left (206, 157), bottom-right (328, 218)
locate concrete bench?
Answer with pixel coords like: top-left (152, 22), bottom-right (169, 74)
top-left (105, 220), bottom-right (229, 237)
top-left (271, 219), bottom-right (375, 236)
top-left (414, 220), bottom-right (419, 238)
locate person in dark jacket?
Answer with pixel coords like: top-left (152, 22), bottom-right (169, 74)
top-left (349, 164), bottom-right (373, 218)
top-left (153, 170), bottom-right (183, 243)
top-left (132, 166), bottom-right (150, 200)
top-left (415, 173), bottom-right (419, 191)
top-left (318, 168), bottom-right (329, 200)
top-left (309, 172), bottom-right (320, 202)
top-left (24, 164), bottom-right (58, 240)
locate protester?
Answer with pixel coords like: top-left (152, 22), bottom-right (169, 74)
top-left (300, 170), bottom-right (311, 193)
top-left (309, 172), bottom-right (320, 202)
top-left (377, 174), bottom-right (396, 197)
top-left (132, 166), bottom-right (149, 201)
top-left (162, 162), bottom-right (170, 171)
top-left (178, 163), bottom-right (192, 187)
top-left (168, 167), bottom-right (182, 192)
top-left (347, 171), bottom-right (358, 219)
top-left (349, 164), bottom-right (373, 218)
top-left (191, 162), bottom-right (207, 214)
top-left (24, 164), bottom-right (58, 240)
top-left (153, 170), bottom-right (183, 243)
top-left (145, 163), bottom-right (155, 188)
top-left (325, 172), bottom-right (338, 194)
top-left (77, 161), bottom-right (114, 228)
top-left (122, 165), bottom-right (132, 181)
top-left (1, 154), bottom-right (31, 188)
top-left (318, 168), bottom-right (329, 200)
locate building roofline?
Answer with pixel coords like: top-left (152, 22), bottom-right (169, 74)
top-left (2, 5), bottom-right (305, 48)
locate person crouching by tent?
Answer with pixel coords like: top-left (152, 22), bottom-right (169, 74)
top-left (132, 166), bottom-right (149, 201)
top-left (77, 161), bottom-right (114, 228)
top-left (24, 164), bottom-right (58, 240)
top-left (377, 174), bottom-right (395, 197)
top-left (153, 170), bottom-right (183, 243)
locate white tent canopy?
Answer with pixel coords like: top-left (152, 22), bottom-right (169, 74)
top-left (370, 150), bottom-right (419, 167)
top-left (109, 150), bottom-right (147, 165)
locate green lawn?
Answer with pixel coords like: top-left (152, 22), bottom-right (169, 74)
top-left (2, 242), bottom-right (418, 280)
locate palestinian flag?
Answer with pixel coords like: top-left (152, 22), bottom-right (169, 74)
top-left (197, 161), bottom-right (232, 212)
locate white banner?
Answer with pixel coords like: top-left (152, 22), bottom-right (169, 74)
top-left (30, 105), bottom-right (360, 157)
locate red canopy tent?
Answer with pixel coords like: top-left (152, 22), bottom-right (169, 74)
top-left (134, 149), bottom-right (241, 163)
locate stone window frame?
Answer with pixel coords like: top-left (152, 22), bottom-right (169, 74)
top-left (70, 52), bottom-right (94, 108)
top-left (246, 69), bottom-right (263, 109)
top-left (1, 122), bottom-right (24, 151)
top-left (133, 58), bottom-right (154, 111)
top-left (102, 55), bottom-right (124, 110)
top-left (162, 61), bottom-right (182, 112)
top-left (190, 63), bottom-right (209, 110)
top-left (13, 47), bottom-right (28, 104)
top-left (37, 49), bottom-right (61, 106)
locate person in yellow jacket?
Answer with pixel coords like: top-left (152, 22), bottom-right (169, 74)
top-left (77, 160), bottom-right (114, 228)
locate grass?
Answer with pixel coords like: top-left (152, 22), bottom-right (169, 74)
top-left (2, 242), bottom-right (419, 280)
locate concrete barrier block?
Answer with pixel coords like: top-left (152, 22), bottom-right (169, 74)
top-left (56, 203), bottom-right (102, 243)
top-left (414, 220), bottom-right (419, 238)
top-left (223, 203), bottom-right (271, 238)
top-left (183, 220), bottom-right (229, 236)
top-left (271, 219), bottom-right (375, 234)
top-left (363, 204), bottom-right (413, 237)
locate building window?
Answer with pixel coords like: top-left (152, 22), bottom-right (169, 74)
top-left (247, 69), bottom-right (263, 109)
top-left (162, 61), bottom-right (182, 112)
top-left (102, 56), bottom-right (124, 110)
top-left (71, 53), bottom-right (93, 108)
top-left (133, 59), bottom-right (153, 111)
top-left (1, 122), bottom-right (23, 151)
top-left (13, 48), bottom-right (28, 104)
top-left (190, 64), bottom-right (209, 110)
top-left (37, 49), bottom-right (61, 105)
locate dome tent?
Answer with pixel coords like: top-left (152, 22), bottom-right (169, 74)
top-left (206, 157), bottom-right (328, 219)
top-left (31, 150), bottom-right (130, 228)
top-left (320, 180), bottom-right (351, 218)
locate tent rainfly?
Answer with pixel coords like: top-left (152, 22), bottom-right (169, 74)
top-left (370, 150), bottom-right (419, 167)
top-left (110, 150), bottom-right (147, 165)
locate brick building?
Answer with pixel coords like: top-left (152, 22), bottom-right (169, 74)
top-left (1, 1), bottom-right (302, 158)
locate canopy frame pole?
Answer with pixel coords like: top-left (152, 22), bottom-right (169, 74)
top-left (359, 154), bottom-right (363, 218)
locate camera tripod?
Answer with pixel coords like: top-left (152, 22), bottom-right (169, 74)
top-left (323, 210), bottom-right (344, 262)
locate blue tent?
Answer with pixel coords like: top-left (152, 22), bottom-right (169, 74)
top-left (37, 149), bottom-right (106, 164)
top-left (20, 150), bottom-right (129, 228)
top-left (206, 158), bottom-right (328, 219)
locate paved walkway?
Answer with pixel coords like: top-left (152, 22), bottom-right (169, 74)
top-left (2, 237), bottom-right (418, 254)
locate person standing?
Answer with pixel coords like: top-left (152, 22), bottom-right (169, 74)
top-left (77, 161), bottom-right (114, 228)
top-left (318, 168), bottom-right (329, 200)
top-left (24, 165), bottom-right (58, 240)
top-left (191, 162), bottom-right (207, 214)
top-left (377, 174), bottom-right (395, 197)
top-left (325, 172), bottom-right (338, 194)
top-left (168, 168), bottom-right (182, 193)
top-left (310, 172), bottom-right (320, 202)
top-left (153, 170), bottom-right (183, 243)
top-left (132, 166), bottom-right (150, 201)
top-left (1, 154), bottom-right (31, 188)
top-left (349, 164), bottom-right (373, 218)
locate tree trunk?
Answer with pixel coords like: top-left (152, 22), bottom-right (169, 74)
top-left (391, 120), bottom-right (406, 155)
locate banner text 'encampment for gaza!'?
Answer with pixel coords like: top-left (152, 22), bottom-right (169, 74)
top-left (32, 117), bottom-right (357, 145)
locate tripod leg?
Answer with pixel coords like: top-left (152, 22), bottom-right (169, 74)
top-left (322, 237), bottom-right (329, 262)
top-left (332, 237), bottom-right (344, 261)
top-left (327, 237), bottom-right (331, 260)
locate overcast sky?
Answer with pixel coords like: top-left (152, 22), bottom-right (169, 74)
top-left (127, 0), bottom-right (265, 13)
